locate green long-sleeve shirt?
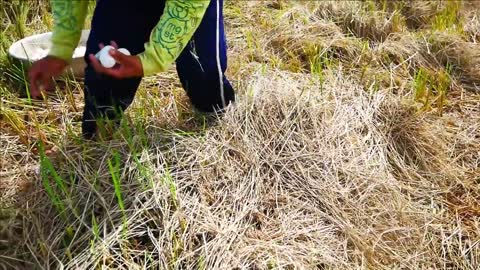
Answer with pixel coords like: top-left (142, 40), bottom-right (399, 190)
top-left (49, 0), bottom-right (209, 76)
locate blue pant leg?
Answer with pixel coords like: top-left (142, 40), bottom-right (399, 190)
top-left (175, 0), bottom-right (235, 113)
top-left (82, 0), bottom-right (166, 138)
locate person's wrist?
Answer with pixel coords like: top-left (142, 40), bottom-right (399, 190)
top-left (46, 55), bottom-right (69, 66)
top-left (133, 55), bottom-right (144, 77)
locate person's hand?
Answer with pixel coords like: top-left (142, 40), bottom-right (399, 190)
top-left (28, 56), bottom-right (68, 98)
top-left (88, 42), bottom-right (144, 79)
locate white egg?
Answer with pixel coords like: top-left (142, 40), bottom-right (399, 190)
top-left (94, 46), bottom-right (130, 68)
top-left (95, 45), bottom-right (113, 59)
top-left (118, 48), bottom-right (130, 56)
top-left (95, 45), bottom-right (116, 68)
top-left (100, 53), bottom-right (116, 68)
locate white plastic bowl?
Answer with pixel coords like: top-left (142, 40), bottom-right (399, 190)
top-left (8, 30), bottom-right (90, 79)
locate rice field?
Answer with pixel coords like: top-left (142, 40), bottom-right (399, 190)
top-left (1, 1), bottom-right (479, 269)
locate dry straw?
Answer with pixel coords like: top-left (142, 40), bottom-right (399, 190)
top-left (17, 70), bottom-right (476, 269)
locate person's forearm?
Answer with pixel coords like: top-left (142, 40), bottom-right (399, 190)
top-left (138, 0), bottom-right (209, 76)
top-left (49, 0), bottom-right (89, 62)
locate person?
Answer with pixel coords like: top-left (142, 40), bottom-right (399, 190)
top-left (28, 0), bottom-right (235, 139)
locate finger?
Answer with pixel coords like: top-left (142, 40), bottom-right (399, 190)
top-left (99, 43), bottom-right (105, 49)
top-left (89, 54), bottom-right (123, 78)
top-left (110, 40), bottom-right (119, 49)
top-left (29, 80), bottom-right (40, 98)
top-left (109, 49), bottom-right (129, 64)
top-left (105, 70), bottom-right (124, 79)
top-left (89, 54), bottom-right (109, 74)
top-left (99, 67), bottom-right (124, 79)
top-left (45, 78), bottom-right (56, 92)
top-left (41, 76), bottom-right (55, 92)
top-left (28, 70), bottom-right (41, 98)
top-left (34, 74), bottom-right (50, 99)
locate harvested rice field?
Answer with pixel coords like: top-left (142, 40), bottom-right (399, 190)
top-left (0, 1), bottom-right (479, 269)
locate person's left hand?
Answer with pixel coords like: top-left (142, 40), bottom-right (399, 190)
top-left (88, 42), bottom-right (144, 79)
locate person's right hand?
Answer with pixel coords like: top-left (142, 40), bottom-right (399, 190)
top-left (28, 56), bottom-right (68, 99)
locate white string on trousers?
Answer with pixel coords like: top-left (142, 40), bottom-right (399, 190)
top-left (215, 0), bottom-right (226, 109)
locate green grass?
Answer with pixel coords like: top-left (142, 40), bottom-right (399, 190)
top-left (107, 150), bottom-right (127, 234)
top-left (431, 1), bottom-right (464, 33)
top-left (39, 142), bottom-right (68, 219)
top-left (89, 212), bottom-right (100, 252)
top-left (414, 64), bottom-right (452, 115)
top-left (310, 50), bottom-right (336, 89)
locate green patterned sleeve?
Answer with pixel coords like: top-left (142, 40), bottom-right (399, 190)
top-left (138, 0), bottom-right (209, 76)
top-left (49, 0), bottom-right (89, 62)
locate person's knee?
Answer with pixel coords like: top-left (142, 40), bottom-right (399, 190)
top-left (185, 74), bottom-right (235, 113)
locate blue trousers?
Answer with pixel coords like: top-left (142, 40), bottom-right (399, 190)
top-left (82, 0), bottom-right (235, 138)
